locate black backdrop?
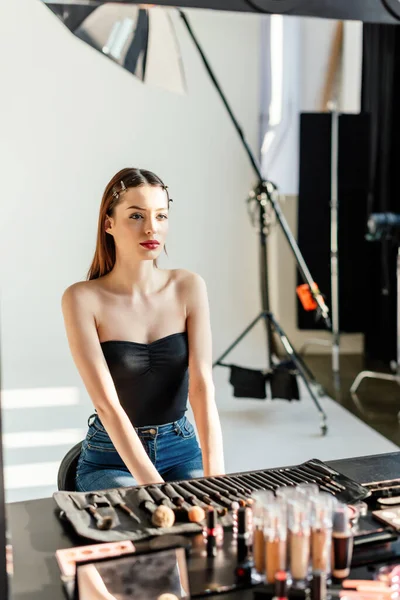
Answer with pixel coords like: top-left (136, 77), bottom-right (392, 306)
top-left (297, 23), bottom-right (400, 366)
top-left (361, 23), bottom-right (400, 365)
top-left (297, 113), bottom-right (371, 334)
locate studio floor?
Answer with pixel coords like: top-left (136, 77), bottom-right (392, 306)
top-left (3, 353), bottom-right (399, 503)
top-left (304, 353), bottom-right (400, 447)
top-left (212, 356), bottom-right (398, 477)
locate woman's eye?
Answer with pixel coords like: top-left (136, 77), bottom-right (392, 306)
top-left (129, 213), bottom-right (143, 220)
top-left (158, 214), bottom-right (168, 220)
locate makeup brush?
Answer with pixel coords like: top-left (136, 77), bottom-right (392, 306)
top-left (209, 477), bottom-right (251, 505)
top-left (170, 483), bottom-right (211, 511)
top-left (162, 483), bottom-right (185, 507)
top-left (287, 468), bottom-right (334, 494)
top-left (70, 495), bottom-right (114, 531)
top-left (174, 501), bottom-right (206, 524)
top-left (238, 473), bottom-right (275, 491)
top-left (189, 480), bottom-right (233, 509)
top-left (130, 488), bottom-right (175, 528)
top-left (147, 486), bottom-right (176, 509)
top-left (296, 465), bottom-right (344, 492)
top-left (205, 478), bottom-right (248, 507)
top-left (148, 484), bottom-right (205, 523)
top-left (105, 490), bottom-right (141, 525)
top-left (220, 476), bottom-right (250, 496)
top-left (147, 486), bottom-right (204, 521)
top-left (179, 481), bottom-right (228, 515)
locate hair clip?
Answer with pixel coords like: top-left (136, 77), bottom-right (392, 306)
top-left (163, 185), bottom-right (173, 203)
top-left (112, 180), bottom-right (127, 201)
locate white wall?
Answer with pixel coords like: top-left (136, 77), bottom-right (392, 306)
top-left (301, 17), bottom-right (363, 114)
top-left (0, 0), bottom-right (264, 501)
top-left (0, 4), bottom-right (366, 503)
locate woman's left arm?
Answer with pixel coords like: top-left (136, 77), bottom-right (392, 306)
top-left (184, 272), bottom-right (225, 477)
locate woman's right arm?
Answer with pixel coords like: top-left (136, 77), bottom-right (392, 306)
top-left (61, 283), bottom-right (164, 486)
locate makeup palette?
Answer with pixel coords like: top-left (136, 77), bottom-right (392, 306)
top-left (377, 497), bottom-right (400, 507)
top-left (56, 540), bottom-right (135, 578)
top-left (372, 507), bottom-right (400, 530)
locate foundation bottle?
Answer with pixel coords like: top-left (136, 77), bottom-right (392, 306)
top-left (275, 486), bottom-right (300, 570)
top-left (275, 486), bottom-right (301, 504)
top-left (310, 493), bottom-right (335, 578)
top-left (264, 500), bottom-right (287, 584)
top-left (296, 484), bottom-right (320, 500)
top-left (251, 491), bottom-right (274, 575)
top-left (288, 498), bottom-right (311, 587)
top-left (332, 503), bottom-right (354, 580)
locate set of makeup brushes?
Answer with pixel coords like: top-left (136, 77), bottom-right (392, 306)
top-left (67, 460), bottom-right (362, 533)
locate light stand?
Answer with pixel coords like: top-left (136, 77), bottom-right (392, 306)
top-left (180, 10), bottom-right (330, 434)
top-left (330, 109), bottom-right (340, 379)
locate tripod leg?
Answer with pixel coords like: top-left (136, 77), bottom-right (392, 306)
top-left (287, 341), bottom-right (326, 397)
top-left (212, 312), bottom-right (267, 369)
top-left (262, 313), bottom-right (325, 397)
top-left (266, 313), bottom-right (328, 436)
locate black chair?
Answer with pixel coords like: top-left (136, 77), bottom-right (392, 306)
top-left (57, 441), bottom-right (83, 491)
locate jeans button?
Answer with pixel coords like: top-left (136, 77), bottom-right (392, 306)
top-left (149, 428), bottom-right (157, 435)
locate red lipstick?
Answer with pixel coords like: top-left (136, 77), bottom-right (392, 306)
top-left (140, 240), bottom-right (160, 250)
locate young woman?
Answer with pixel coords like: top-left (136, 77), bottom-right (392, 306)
top-left (62, 167), bottom-right (225, 492)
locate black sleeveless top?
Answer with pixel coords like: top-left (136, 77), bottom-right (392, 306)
top-left (100, 332), bottom-right (189, 427)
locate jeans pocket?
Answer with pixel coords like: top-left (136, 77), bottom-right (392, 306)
top-left (86, 426), bottom-right (99, 441)
top-left (86, 416), bottom-right (108, 442)
top-left (87, 429), bottom-right (116, 452)
top-left (178, 417), bottom-right (196, 439)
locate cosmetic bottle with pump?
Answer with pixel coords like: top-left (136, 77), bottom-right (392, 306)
top-left (311, 570), bottom-right (327, 600)
top-left (332, 503), bottom-right (354, 580)
top-left (252, 491), bottom-right (274, 576)
top-left (310, 493), bottom-right (336, 579)
top-left (296, 484), bottom-right (320, 500)
top-left (288, 498), bottom-right (311, 587)
top-left (264, 500), bottom-right (287, 584)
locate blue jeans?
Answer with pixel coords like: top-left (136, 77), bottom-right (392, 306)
top-left (75, 414), bottom-right (204, 492)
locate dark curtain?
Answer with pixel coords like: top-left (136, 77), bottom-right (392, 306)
top-left (362, 23), bottom-right (400, 366)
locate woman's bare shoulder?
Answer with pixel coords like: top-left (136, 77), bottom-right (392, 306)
top-left (61, 279), bottom-right (103, 309)
top-left (171, 270), bottom-right (207, 308)
top-left (171, 268), bottom-right (206, 289)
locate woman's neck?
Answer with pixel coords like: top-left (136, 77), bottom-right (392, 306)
top-left (104, 258), bottom-right (162, 296)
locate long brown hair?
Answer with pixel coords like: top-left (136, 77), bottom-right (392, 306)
top-left (87, 168), bottom-right (170, 280)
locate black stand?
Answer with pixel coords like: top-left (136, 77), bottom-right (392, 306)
top-left (180, 11), bottom-right (329, 435)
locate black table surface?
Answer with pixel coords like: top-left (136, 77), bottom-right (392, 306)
top-left (7, 451), bottom-right (400, 600)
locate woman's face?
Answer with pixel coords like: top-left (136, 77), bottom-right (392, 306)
top-left (106, 185), bottom-right (169, 261)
